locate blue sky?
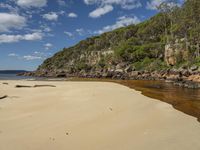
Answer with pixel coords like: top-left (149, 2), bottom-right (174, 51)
top-left (0, 0), bottom-right (181, 71)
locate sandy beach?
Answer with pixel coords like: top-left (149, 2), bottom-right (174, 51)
top-left (0, 80), bottom-right (200, 150)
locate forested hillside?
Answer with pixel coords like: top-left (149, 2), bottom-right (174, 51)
top-left (31, 0), bottom-right (200, 85)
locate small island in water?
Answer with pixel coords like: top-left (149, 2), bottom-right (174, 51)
top-left (1, 0), bottom-right (200, 150)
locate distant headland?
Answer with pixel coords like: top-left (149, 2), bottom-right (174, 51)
top-left (0, 70), bottom-right (28, 74)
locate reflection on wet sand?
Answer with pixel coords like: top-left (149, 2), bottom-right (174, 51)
top-left (116, 80), bottom-right (200, 122)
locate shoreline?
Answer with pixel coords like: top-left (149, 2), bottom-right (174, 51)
top-left (1, 78), bottom-right (200, 122)
top-left (0, 80), bottom-right (200, 150)
top-left (20, 68), bottom-right (200, 89)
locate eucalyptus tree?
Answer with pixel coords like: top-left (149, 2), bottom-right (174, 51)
top-left (157, 0), bottom-right (179, 44)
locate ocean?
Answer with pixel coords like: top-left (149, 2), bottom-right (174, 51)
top-left (0, 73), bottom-right (32, 80)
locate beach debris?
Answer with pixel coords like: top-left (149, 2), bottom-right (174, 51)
top-left (66, 132), bottom-right (69, 136)
top-left (15, 85), bottom-right (32, 88)
top-left (2, 82), bottom-right (8, 85)
top-left (109, 107), bottom-right (113, 111)
top-left (15, 85), bottom-right (56, 88)
top-left (34, 85), bottom-right (56, 88)
top-left (0, 95), bottom-right (8, 100)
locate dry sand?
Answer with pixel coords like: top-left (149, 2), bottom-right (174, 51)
top-left (0, 80), bottom-right (200, 150)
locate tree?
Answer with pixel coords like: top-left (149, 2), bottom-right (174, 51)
top-left (157, 0), bottom-right (179, 44)
top-left (182, 0), bottom-right (200, 57)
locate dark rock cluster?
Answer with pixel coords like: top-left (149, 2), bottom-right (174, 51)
top-left (19, 65), bottom-right (200, 89)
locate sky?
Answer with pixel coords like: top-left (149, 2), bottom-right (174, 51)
top-left (0, 0), bottom-right (182, 71)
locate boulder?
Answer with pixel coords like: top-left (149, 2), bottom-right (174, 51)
top-left (130, 71), bottom-right (140, 77)
top-left (116, 62), bottom-right (127, 69)
top-left (190, 65), bottom-right (198, 71)
top-left (124, 65), bottom-right (134, 73)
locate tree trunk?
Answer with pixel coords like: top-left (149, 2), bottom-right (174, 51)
top-left (185, 33), bottom-right (189, 51)
top-left (196, 42), bottom-right (200, 57)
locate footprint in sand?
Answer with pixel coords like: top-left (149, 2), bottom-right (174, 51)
top-left (49, 137), bottom-right (55, 141)
top-left (109, 107), bottom-right (113, 111)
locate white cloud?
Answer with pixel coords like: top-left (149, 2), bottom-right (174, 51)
top-left (76, 28), bottom-right (85, 36)
top-left (8, 51), bottom-right (52, 61)
top-left (8, 52), bottom-right (43, 60)
top-left (24, 32), bottom-right (43, 40)
top-left (43, 12), bottom-right (58, 21)
top-left (146, 0), bottom-right (166, 10)
top-left (44, 27), bottom-right (52, 32)
top-left (95, 16), bottom-right (140, 34)
top-left (40, 24), bottom-right (52, 32)
top-left (8, 53), bottom-right (19, 57)
top-left (0, 3), bottom-right (19, 13)
top-left (59, 11), bottom-right (65, 15)
top-left (146, 0), bottom-right (180, 10)
top-left (64, 31), bottom-right (74, 38)
top-left (57, 0), bottom-right (66, 6)
top-left (0, 13), bottom-right (26, 32)
top-left (89, 5), bottom-right (113, 18)
top-left (22, 51), bottom-right (52, 60)
top-left (16, 0), bottom-right (47, 8)
top-left (68, 12), bottom-right (78, 18)
top-left (84, 0), bottom-right (142, 9)
top-left (44, 43), bottom-right (53, 50)
top-left (0, 32), bottom-right (43, 44)
top-left (23, 55), bottom-right (43, 60)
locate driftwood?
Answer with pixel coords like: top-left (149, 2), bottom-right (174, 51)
top-left (2, 82), bottom-right (8, 85)
top-left (0, 95), bottom-right (8, 99)
top-left (15, 85), bottom-right (32, 88)
top-left (15, 85), bottom-right (56, 88)
top-left (34, 85), bottom-right (56, 88)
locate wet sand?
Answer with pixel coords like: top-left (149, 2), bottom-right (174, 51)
top-left (0, 80), bottom-right (200, 150)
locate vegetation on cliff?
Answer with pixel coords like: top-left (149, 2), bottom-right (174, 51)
top-left (37, 0), bottom-right (200, 76)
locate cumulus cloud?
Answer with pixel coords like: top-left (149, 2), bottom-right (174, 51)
top-left (0, 13), bottom-right (26, 33)
top-left (89, 5), bottom-right (113, 18)
top-left (16, 0), bottom-right (47, 8)
top-left (146, 0), bottom-right (180, 10)
top-left (76, 28), bottom-right (85, 36)
top-left (9, 51), bottom-right (52, 61)
top-left (23, 55), bottom-right (42, 60)
top-left (44, 43), bottom-right (53, 50)
top-left (84, 0), bottom-right (142, 17)
top-left (0, 3), bottom-right (19, 13)
top-left (43, 12), bottom-right (58, 21)
top-left (23, 51), bottom-right (52, 60)
top-left (64, 31), bottom-right (74, 38)
top-left (95, 16), bottom-right (141, 34)
top-left (68, 12), bottom-right (78, 18)
top-left (8, 53), bottom-right (19, 57)
top-left (0, 32), bottom-right (43, 44)
top-left (57, 0), bottom-right (66, 6)
top-left (146, 0), bottom-right (167, 10)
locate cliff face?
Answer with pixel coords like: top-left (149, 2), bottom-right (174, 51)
top-left (164, 39), bottom-right (189, 66)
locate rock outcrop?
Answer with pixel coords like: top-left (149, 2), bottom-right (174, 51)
top-left (164, 39), bottom-right (188, 66)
